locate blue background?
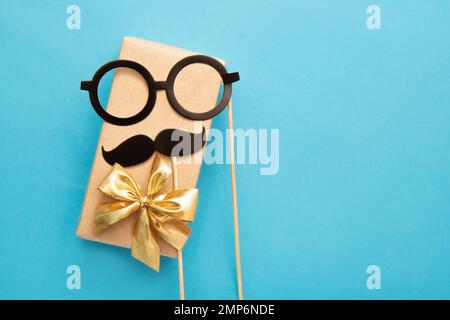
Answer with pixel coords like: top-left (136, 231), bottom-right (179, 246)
top-left (1, 0), bottom-right (449, 299)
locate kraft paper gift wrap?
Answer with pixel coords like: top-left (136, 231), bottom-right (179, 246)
top-left (77, 37), bottom-right (224, 257)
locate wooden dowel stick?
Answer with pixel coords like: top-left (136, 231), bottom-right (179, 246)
top-left (227, 99), bottom-right (244, 300)
top-left (177, 250), bottom-right (184, 300)
top-left (172, 156), bottom-right (185, 300)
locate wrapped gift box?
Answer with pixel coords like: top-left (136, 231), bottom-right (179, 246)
top-left (77, 37), bottom-right (223, 257)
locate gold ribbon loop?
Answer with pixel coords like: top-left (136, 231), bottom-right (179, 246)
top-left (152, 189), bottom-right (198, 221)
top-left (93, 155), bottom-right (198, 271)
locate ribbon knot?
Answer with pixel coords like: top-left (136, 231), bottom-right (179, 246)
top-left (139, 196), bottom-right (151, 208)
top-left (93, 155), bottom-right (198, 271)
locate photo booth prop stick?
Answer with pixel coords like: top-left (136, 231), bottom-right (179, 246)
top-left (171, 156), bottom-right (185, 299)
top-left (77, 37), bottom-right (242, 299)
top-left (227, 99), bottom-right (244, 300)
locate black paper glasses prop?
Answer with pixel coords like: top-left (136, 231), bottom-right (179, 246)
top-left (81, 54), bottom-right (244, 300)
top-left (80, 55), bottom-right (240, 125)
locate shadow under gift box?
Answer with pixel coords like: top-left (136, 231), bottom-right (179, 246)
top-left (77, 37), bottom-right (224, 258)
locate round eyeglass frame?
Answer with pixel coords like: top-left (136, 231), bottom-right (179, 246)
top-left (81, 55), bottom-right (239, 125)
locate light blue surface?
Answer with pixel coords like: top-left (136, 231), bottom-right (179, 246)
top-left (1, 0), bottom-right (449, 299)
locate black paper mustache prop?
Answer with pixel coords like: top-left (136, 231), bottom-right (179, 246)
top-left (102, 127), bottom-right (206, 167)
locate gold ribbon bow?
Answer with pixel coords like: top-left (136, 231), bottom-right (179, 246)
top-left (93, 155), bottom-right (198, 271)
